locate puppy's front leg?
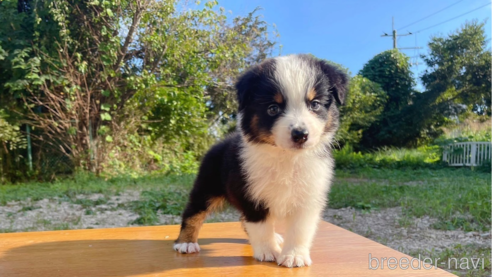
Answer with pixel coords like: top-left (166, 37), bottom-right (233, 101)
top-left (277, 208), bottom-right (322, 267)
top-left (244, 216), bottom-right (283, 262)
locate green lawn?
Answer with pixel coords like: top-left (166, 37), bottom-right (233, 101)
top-left (0, 173), bottom-right (194, 226)
top-left (0, 173), bottom-right (194, 206)
top-left (332, 168), bottom-right (491, 232)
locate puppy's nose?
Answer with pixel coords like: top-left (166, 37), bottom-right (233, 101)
top-left (291, 128), bottom-right (309, 144)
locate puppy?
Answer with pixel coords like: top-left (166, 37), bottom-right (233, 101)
top-left (173, 54), bottom-right (348, 267)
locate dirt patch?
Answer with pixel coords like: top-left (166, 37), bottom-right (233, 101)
top-left (323, 207), bottom-right (491, 253)
top-left (0, 191), bottom-right (141, 232)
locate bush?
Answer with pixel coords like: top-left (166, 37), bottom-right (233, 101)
top-left (0, 110), bottom-right (28, 183)
top-left (101, 135), bottom-right (202, 178)
top-left (334, 145), bottom-right (443, 170)
top-left (476, 160), bottom-right (491, 173)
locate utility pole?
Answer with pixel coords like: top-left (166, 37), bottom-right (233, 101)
top-left (381, 17), bottom-right (423, 66)
top-left (381, 17), bottom-right (421, 50)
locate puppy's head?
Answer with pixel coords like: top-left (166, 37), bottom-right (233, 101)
top-left (236, 54), bottom-right (348, 150)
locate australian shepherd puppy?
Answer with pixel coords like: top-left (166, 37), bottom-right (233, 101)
top-left (173, 54), bottom-right (348, 267)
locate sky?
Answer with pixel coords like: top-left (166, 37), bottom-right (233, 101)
top-left (218, 0), bottom-right (491, 90)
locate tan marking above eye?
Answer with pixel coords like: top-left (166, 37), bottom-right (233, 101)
top-left (307, 88), bottom-right (317, 101)
top-left (274, 92), bottom-right (284, 104)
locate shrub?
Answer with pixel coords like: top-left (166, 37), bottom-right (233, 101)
top-left (334, 145), bottom-right (443, 170)
top-left (476, 160), bottom-right (491, 173)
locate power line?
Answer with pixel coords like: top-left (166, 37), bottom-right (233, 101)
top-left (381, 17), bottom-right (422, 50)
top-left (399, 0), bottom-right (464, 30)
top-left (415, 2), bottom-right (491, 33)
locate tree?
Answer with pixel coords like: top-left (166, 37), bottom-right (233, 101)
top-left (337, 75), bottom-right (387, 147)
top-left (0, 0), bottom-right (276, 173)
top-left (358, 49), bottom-right (416, 149)
top-left (419, 20), bottom-right (491, 118)
top-left (204, 8), bottom-right (278, 126)
top-left (391, 20), bottom-right (491, 146)
top-left (356, 21), bottom-right (491, 149)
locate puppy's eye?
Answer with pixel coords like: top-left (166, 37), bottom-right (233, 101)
top-left (267, 104), bottom-right (280, 116)
top-left (310, 101), bottom-right (321, 111)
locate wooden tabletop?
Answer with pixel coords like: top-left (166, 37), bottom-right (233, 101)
top-left (0, 221), bottom-right (454, 276)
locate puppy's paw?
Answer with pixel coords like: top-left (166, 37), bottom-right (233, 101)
top-left (274, 233), bottom-right (284, 245)
top-left (277, 249), bottom-right (312, 267)
top-left (173, 242), bottom-right (200, 254)
top-left (252, 243), bottom-right (282, 262)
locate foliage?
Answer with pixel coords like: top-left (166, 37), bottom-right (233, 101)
top-left (334, 145), bottom-right (443, 170)
top-left (0, 0), bottom-right (276, 176)
top-left (420, 20), bottom-right (491, 117)
top-left (356, 22), bottom-right (490, 149)
top-left (358, 49), bottom-right (416, 149)
top-left (97, 112), bottom-right (202, 178)
top-left (204, 7), bottom-right (277, 126)
top-left (431, 118), bottom-right (491, 173)
top-left (1, 0), bottom-right (489, 181)
top-left (360, 49), bottom-right (415, 112)
top-left (0, 110), bottom-right (26, 153)
top-left (0, 109), bottom-right (27, 182)
top-left (476, 159), bottom-right (491, 173)
top-left (388, 21), bottom-right (492, 149)
top-left (337, 75), bottom-right (387, 146)
top-left (434, 129), bottom-right (491, 146)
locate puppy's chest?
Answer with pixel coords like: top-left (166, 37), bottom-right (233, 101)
top-left (240, 148), bottom-right (333, 216)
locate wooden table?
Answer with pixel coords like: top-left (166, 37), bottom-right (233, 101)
top-left (0, 221), bottom-right (455, 276)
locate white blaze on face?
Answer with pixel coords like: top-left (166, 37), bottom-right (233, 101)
top-left (272, 56), bottom-right (326, 150)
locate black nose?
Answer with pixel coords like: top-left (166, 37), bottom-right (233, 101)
top-left (291, 128), bottom-right (309, 144)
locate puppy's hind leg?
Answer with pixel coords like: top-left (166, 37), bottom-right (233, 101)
top-left (173, 189), bottom-right (224, 254)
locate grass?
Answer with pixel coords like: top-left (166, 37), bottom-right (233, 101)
top-left (410, 245), bottom-right (491, 277)
top-left (331, 168), bottom-right (491, 232)
top-left (0, 173), bottom-right (195, 205)
top-left (0, 173), bottom-right (195, 226)
top-left (1, 166), bottom-right (489, 231)
top-left (125, 189), bottom-right (189, 225)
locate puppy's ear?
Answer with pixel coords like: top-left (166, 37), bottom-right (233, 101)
top-left (317, 61), bottom-right (349, 105)
top-left (235, 69), bottom-right (258, 111)
top-left (235, 59), bottom-right (275, 110)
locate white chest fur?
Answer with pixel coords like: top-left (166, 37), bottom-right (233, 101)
top-left (239, 141), bottom-right (334, 217)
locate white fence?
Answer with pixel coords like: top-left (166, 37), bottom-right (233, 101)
top-left (443, 142), bottom-right (491, 166)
